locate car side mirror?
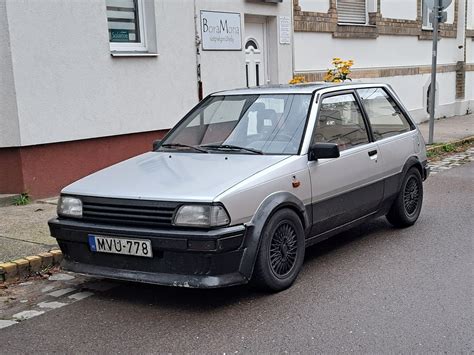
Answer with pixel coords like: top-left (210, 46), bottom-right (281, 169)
top-left (152, 139), bottom-right (162, 151)
top-left (308, 143), bottom-right (340, 161)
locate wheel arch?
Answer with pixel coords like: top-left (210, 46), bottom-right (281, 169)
top-left (399, 156), bottom-right (423, 191)
top-left (239, 192), bottom-right (310, 280)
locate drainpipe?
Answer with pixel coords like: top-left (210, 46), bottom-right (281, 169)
top-left (193, 0), bottom-right (203, 101)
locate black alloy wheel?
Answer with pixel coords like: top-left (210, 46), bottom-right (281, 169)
top-left (252, 208), bottom-right (305, 292)
top-left (386, 167), bottom-right (423, 227)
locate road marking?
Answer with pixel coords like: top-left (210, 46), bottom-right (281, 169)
top-left (12, 310), bottom-right (45, 320)
top-left (41, 285), bottom-right (56, 293)
top-left (0, 320), bottom-right (18, 329)
top-left (47, 287), bottom-right (76, 297)
top-left (38, 301), bottom-right (67, 309)
top-left (68, 291), bottom-right (94, 301)
top-left (49, 273), bottom-right (75, 281)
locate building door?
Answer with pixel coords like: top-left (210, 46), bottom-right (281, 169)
top-left (245, 19), bottom-right (267, 87)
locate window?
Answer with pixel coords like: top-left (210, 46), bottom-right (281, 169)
top-left (337, 0), bottom-right (367, 25)
top-left (106, 0), bottom-right (156, 54)
top-left (313, 93), bottom-right (369, 151)
top-left (357, 88), bottom-right (412, 140)
top-left (162, 94), bottom-right (312, 155)
top-left (422, 0), bottom-right (434, 29)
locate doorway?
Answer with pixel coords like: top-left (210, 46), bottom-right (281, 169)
top-left (245, 18), bottom-right (267, 87)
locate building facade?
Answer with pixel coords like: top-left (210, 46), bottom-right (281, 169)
top-left (1, 0), bottom-right (473, 199)
top-left (294, 0), bottom-right (473, 122)
top-left (0, 0), bottom-right (293, 198)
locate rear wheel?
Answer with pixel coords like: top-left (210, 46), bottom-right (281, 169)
top-left (386, 167), bottom-right (423, 227)
top-left (252, 209), bottom-right (305, 292)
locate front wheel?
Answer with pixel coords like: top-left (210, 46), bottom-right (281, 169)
top-left (252, 209), bottom-right (305, 292)
top-left (386, 167), bottom-right (423, 228)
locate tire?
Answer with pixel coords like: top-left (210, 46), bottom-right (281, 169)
top-left (386, 167), bottom-right (423, 228)
top-left (252, 208), bottom-right (305, 292)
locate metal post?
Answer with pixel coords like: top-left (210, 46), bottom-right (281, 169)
top-left (428, 0), bottom-right (441, 145)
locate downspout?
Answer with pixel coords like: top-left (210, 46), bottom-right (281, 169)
top-left (291, 0), bottom-right (295, 78)
top-left (194, 0), bottom-right (203, 100)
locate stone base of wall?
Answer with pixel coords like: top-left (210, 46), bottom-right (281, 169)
top-left (0, 130), bottom-right (168, 199)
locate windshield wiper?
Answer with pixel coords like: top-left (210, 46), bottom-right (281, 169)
top-left (160, 143), bottom-right (208, 153)
top-left (201, 144), bottom-right (264, 155)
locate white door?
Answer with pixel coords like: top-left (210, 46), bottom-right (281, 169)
top-left (245, 20), bottom-right (266, 87)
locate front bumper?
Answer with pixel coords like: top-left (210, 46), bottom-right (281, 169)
top-left (49, 218), bottom-right (250, 288)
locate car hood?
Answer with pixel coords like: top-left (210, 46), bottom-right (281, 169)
top-left (62, 152), bottom-right (290, 202)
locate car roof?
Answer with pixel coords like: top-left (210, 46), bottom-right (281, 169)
top-left (212, 82), bottom-right (388, 96)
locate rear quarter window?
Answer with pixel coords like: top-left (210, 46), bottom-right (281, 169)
top-left (357, 88), bottom-right (412, 140)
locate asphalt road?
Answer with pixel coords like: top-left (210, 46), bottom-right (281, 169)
top-left (1, 163), bottom-right (473, 353)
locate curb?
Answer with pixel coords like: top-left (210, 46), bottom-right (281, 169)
top-left (426, 136), bottom-right (474, 154)
top-left (0, 249), bottom-right (63, 284)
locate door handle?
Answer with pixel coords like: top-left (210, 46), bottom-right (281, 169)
top-left (368, 150), bottom-right (378, 157)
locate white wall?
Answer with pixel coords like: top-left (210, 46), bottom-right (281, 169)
top-left (298, 0), bottom-right (329, 13)
top-left (295, 33), bottom-right (459, 70)
top-left (1, 0), bottom-right (292, 147)
top-left (466, 72), bottom-right (474, 113)
top-left (198, 0), bottom-right (293, 95)
top-left (0, 1), bottom-right (20, 147)
top-left (381, 0), bottom-right (417, 20)
top-left (468, 0), bottom-right (474, 29)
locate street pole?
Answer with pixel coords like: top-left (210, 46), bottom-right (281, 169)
top-left (428, 0), bottom-right (440, 145)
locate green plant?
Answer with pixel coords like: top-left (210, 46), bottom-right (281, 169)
top-left (442, 143), bottom-right (456, 153)
top-left (13, 193), bottom-right (30, 206)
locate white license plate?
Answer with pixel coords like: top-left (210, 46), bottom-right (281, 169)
top-left (88, 235), bottom-right (153, 258)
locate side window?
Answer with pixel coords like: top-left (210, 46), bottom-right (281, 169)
top-left (313, 93), bottom-right (369, 151)
top-left (357, 88), bottom-right (412, 140)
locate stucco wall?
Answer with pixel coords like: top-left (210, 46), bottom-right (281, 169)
top-left (0, 2), bottom-right (20, 147)
top-left (298, 0), bottom-right (330, 13)
top-left (381, 0), bottom-right (418, 21)
top-left (294, 33), bottom-right (459, 70)
top-left (198, 0), bottom-right (293, 95)
top-left (468, 0), bottom-right (474, 29)
top-left (2, 0), bottom-right (292, 148)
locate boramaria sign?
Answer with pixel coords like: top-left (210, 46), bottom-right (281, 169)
top-left (200, 11), bottom-right (242, 51)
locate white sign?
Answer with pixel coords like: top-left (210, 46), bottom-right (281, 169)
top-left (201, 11), bottom-right (242, 51)
top-left (279, 16), bottom-right (291, 44)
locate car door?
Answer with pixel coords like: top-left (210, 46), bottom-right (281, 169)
top-left (356, 87), bottom-right (418, 201)
top-left (308, 90), bottom-right (384, 237)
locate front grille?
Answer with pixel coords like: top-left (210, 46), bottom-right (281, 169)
top-left (80, 196), bottom-right (179, 228)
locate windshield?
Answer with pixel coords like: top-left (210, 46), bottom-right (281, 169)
top-left (159, 94), bottom-right (312, 155)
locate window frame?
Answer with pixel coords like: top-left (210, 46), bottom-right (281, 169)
top-left (105, 0), bottom-right (148, 54)
top-left (311, 89), bottom-right (373, 151)
top-left (354, 87), bottom-right (415, 141)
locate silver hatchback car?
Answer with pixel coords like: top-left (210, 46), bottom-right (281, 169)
top-left (49, 83), bottom-right (429, 291)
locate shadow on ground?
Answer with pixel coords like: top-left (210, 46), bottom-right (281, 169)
top-left (89, 217), bottom-right (395, 311)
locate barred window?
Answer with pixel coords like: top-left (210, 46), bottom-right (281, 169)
top-left (107, 0), bottom-right (153, 53)
top-left (337, 0), bottom-right (367, 24)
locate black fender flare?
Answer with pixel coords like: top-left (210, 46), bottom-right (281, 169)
top-left (239, 192), bottom-right (310, 280)
top-left (398, 156), bottom-right (423, 191)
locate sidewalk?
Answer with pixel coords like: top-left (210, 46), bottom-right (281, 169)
top-left (1, 114), bottom-right (473, 264)
top-left (417, 113), bottom-right (474, 143)
top-left (0, 201), bottom-right (58, 263)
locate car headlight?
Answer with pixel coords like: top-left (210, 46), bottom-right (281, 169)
top-left (173, 205), bottom-right (230, 227)
top-left (57, 196), bottom-right (83, 218)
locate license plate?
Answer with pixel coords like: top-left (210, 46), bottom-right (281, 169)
top-left (88, 235), bottom-right (153, 258)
